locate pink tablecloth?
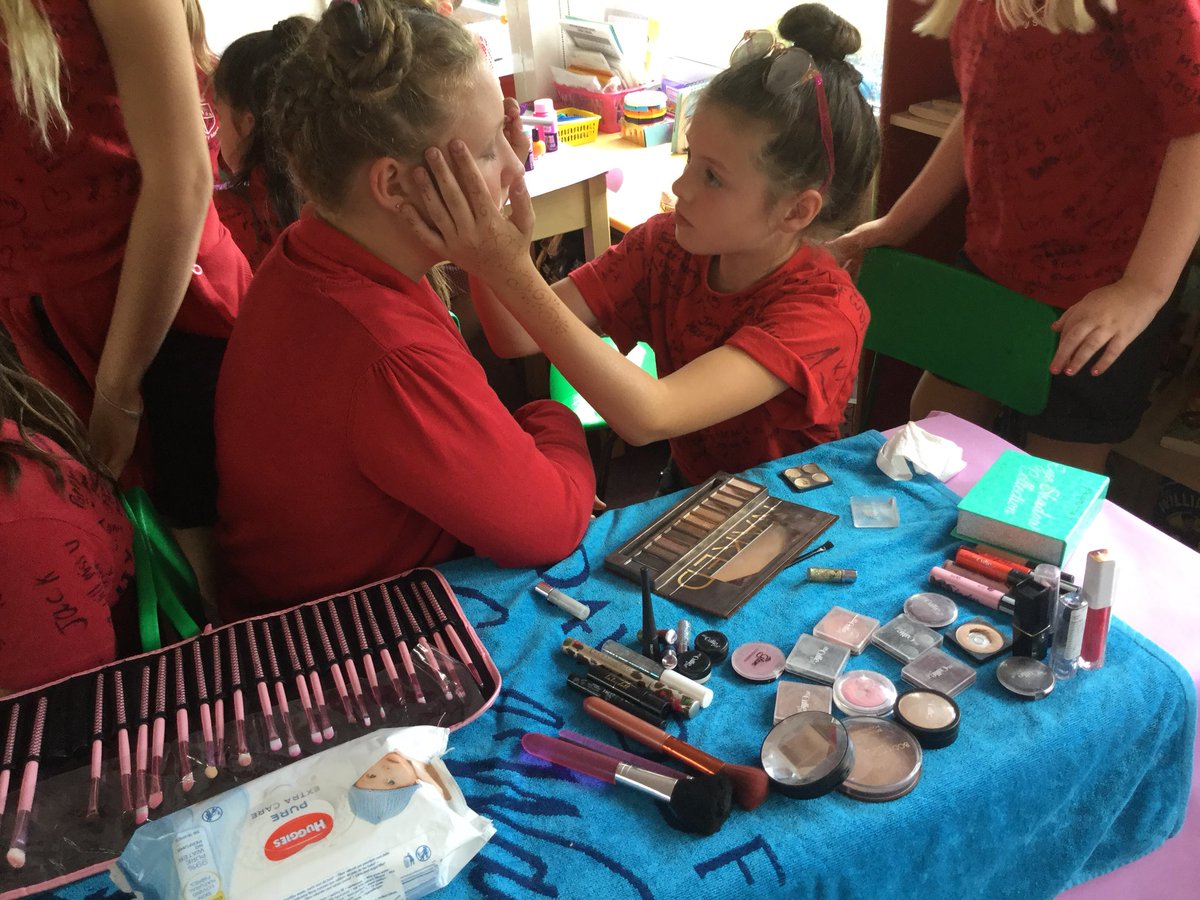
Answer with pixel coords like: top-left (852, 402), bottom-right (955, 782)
top-left (888, 413), bottom-right (1200, 899)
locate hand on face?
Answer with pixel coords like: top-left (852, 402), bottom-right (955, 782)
top-left (503, 97), bottom-right (531, 163)
top-left (1049, 278), bottom-right (1166, 377)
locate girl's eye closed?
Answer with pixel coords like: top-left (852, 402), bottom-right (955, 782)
top-left (705, 169), bottom-right (721, 187)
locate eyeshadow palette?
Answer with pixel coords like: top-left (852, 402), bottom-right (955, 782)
top-left (605, 472), bottom-right (838, 618)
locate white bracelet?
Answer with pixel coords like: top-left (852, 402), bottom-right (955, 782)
top-left (94, 382), bottom-right (143, 420)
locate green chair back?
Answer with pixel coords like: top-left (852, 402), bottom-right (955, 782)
top-left (856, 247), bottom-right (1056, 416)
top-left (549, 337), bottom-right (658, 430)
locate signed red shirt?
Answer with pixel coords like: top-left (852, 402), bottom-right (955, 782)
top-left (951, 0), bottom-right (1200, 307)
top-left (214, 167), bottom-right (285, 272)
top-left (0, 420), bottom-right (133, 693)
top-left (570, 213), bottom-right (868, 484)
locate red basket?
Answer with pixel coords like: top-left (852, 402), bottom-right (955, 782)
top-left (554, 83), bottom-right (658, 133)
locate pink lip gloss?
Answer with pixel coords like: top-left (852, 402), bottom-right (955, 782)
top-left (395, 584), bottom-right (454, 702)
top-left (134, 665), bottom-right (151, 823)
top-left (211, 632), bottom-right (226, 767)
top-left (280, 614), bottom-right (323, 743)
top-left (362, 591), bottom-right (406, 706)
top-left (293, 610), bottom-right (336, 740)
top-left (326, 602), bottom-right (371, 726)
top-left (349, 592), bottom-right (385, 720)
top-left (244, 621), bottom-right (282, 752)
top-left (382, 585), bottom-right (425, 704)
top-left (930, 565), bottom-right (1015, 615)
top-left (6, 695), bottom-right (47, 869)
top-left (173, 649), bottom-right (194, 792)
top-left (1081, 549), bottom-right (1117, 670)
top-left (0, 703), bottom-right (20, 821)
top-left (311, 607), bottom-right (355, 724)
top-left (112, 670), bottom-right (133, 813)
top-left (149, 652), bottom-right (168, 808)
top-left (415, 582), bottom-right (471, 696)
top-left (227, 627), bottom-right (252, 767)
top-left (193, 640), bottom-right (218, 778)
top-left (86, 673), bottom-right (104, 817)
top-left (260, 621), bottom-right (301, 757)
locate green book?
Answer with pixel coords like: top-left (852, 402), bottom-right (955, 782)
top-left (952, 450), bottom-right (1109, 566)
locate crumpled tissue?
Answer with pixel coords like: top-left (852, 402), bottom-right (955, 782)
top-left (876, 422), bottom-right (968, 482)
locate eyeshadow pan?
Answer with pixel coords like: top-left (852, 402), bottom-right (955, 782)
top-left (870, 615), bottom-right (944, 663)
top-left (784, 634), bottom-right (850, 684)
top-left (900, 649), bottom-right (977, 698)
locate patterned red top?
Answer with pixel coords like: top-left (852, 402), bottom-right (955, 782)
top-left (951, 0), bottom-right (1200, 308)
top-left (570, 213), bottom-right (868, 484)
top-left (214, 167), bottom-right (284, 272)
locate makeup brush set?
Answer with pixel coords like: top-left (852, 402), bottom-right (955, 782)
top-left (0, 569), bottom-right (499, 895)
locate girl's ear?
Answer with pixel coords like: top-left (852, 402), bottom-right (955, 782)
top-left (232, 109), bottom-right (255, 142)
top-left (365, 156), bottom-right (409, 212)
top-left (778, 188), bottom-right (824, 235)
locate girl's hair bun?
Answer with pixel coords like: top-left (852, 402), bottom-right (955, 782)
top-left (272, 15), bottom-right (312, 47)
top-left (321, 0), bottom-right (425, 105)
top-left (778, 3), bottom-right (861, 61)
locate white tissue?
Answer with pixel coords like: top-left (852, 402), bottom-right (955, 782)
top-left (876, 422), bottom-right (968, 482)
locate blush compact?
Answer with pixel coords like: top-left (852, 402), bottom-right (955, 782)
top-left (832, 670), bottom-right (897, 717)
top-left (730, 642), bottom-right (786, 682)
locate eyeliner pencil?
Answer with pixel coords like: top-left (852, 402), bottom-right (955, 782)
top-left (86, 673), bottom-right (104, 817)
top-left (349, 592), bottom-right (386, 720)
top-left (260, 620), bottom-right (301, 757)
top-left (280, 613), bottom-right (325, 743)
top-left (5, 695), bottom-right (48, 869)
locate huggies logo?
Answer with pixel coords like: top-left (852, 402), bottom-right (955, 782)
top-left (264, 813), bottom-right (333, 861)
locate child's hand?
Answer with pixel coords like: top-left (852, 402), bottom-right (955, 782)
top-left (1049, 279), bottom-right (1165, 377)
top-left (503, 97), bottom-right (530, 163)
top-left (402, 142), bottom-right (535, 278)
top-left (826, 216), bottom-right (896, 269)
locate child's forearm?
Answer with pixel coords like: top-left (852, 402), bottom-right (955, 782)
top-left (466, 274), bottom-right (540, 358)
top-left (880, 110), bottom-right (966, 245)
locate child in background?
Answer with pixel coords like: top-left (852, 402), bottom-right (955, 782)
top-left (214, 0), bottom-right (594, 614)
top-left (830, 0), bottom-right (1200, 473)
top-left (0, 0), bottom-right (250, 599)
top-left (0, 332), bottom-right (133, 695)
top-left (183, 0), bottom-right (221, 172)
top-left (406, 4), bottom-right (880, 489)
top-left (213, 16), bottom-right (314, 271)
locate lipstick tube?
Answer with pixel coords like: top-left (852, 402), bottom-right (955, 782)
top-left (929, 565), bottom-right (1014, 615)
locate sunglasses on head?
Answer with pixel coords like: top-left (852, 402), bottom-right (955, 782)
top-left (729, 29), bottom-right (835, 193)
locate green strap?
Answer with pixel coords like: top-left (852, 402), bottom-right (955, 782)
top-left (121, 488), bottom-right (202, 651)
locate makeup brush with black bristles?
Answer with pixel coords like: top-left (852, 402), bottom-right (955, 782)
top-left (521, 732), bottom-right (732, 836)
top-left (583, 696), bottom-right (770, 811)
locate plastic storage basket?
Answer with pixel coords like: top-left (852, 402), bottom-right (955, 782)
top-left (556, 107), bottom-right (601, 145)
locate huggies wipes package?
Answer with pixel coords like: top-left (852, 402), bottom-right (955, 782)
top-left (114, 727), bottom-right (493, 899)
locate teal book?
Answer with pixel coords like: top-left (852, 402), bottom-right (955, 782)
top-left (952, 450), bottom-right (1109, 566)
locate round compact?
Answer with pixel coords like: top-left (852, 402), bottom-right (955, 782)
top-left (997, 657), bottom-right (1056, 700)
top-left (840, 717), bottom-right (923, 802)
top-left (955, 620), bottom-right (1006, 654)
top-left (893, 690), bottom-right (960, 749)
top-left (760, 711), bottom-right (854, 799)
top-left (678, 649), bottom-right (713, 683)
top-left (695, 630), bottom-right (729, 663)
top-left (730, 642), bottom-right (786, 682)
top-left (903, 592), bottom-right (958, 629)
top-left (833, 670), bottom-right (897, 717)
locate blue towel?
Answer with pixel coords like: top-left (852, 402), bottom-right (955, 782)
top-left (45, 432), bottom-right (1194, 900)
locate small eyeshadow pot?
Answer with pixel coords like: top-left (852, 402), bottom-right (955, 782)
top-left (695, 630), bottom-right (729, 663)
top-left (813, 606), bottom-right (880, 655)
top-left (839, 717), bottom-right (923, 802)
top-left (832, 670), bottom-right (897, 717)
top-left (947, 617), bottom-right (1012, 663)
top-left (761, 711), bottom-right (854, 799)
top-left (997, 656), bottom-right (1056, 700)
top-left (784, 634), bottom-right (850, 685)
top-left (900, 648), bottom-right (977, 698)
top-left (678, 649), bottom-right (712, 683)
top-left (730, 642), bottom-right (786, 682)
top-left (870, 615), bottom-right (944, 663)
top-left (903, 592), bottom-right (958, 629)
top-left (893, 690), bottom-right (960, 749)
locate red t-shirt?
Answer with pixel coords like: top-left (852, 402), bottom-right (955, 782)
top-left (0, 0), bottom-right (247, 338)
top-left (214, 167), bottom-right (284, 272)
top-left (215, 210), bottom-right (596, 615)
top-left (951, 0), bottom-right (1200, 308)
top-left (0, 420), bottom-right (133, 693)
top-left (569, 213), bottom-right (868, 484)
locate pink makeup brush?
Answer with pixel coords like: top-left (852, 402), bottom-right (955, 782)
top-left (172, 649), bottom-right (194, 792)
top-left (0, 703), bottom-right (20, 821)
top-left (311, 607), bottom-right (355, 724)
top-left (325, 602), bottom-right (371, 726)
top-left (86, 673), bottom-right (104, 817)
top-left (6, 695), bottom-right (48, 868)
top-left (227, 627), bottom-right (252, 767)
top-left (260, 621), bottom-right (301, 757)
top-left (349, 593), bottom-right (385, 720)
top-left (362, 592), bottom-right (406, 706)
top-left (381, 586), bottom-right (425, 704)
top-left (293, 610), bottom-right (336, 740)
top-left (412, 584), bottom-right (467, 699)
top-left (419, 581), bottom-right (482, 686)
top-left (243, 621), bottom-right (283, 752)
top-left (521, 732), bottom-right (732, 836)
top-left (149, 652), bottom-right (168, 808)
top-left (112, 670), bottom-right (133, 813)
top-left (134, 665), bottom-right (151, 823)
top-left (393, 584), bottom-right (453, 702)
top-left (280, 614), bottom-right (324, 743)
top-left (211, 632), bottom-right (226, 767)
top-left (192, 640), bottom-right (218, 778)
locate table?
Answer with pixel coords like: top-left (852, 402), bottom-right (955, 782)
top-left (525, 141), bottom-right (614, 260)
top-left (39, 416), bottom-right (1196, 900)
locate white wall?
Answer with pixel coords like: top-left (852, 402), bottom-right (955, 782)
top-left (200, 0), bottom-right (327, 53)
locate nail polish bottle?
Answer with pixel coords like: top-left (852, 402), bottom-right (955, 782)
top-left (532, 127), bottom-right (546, 160)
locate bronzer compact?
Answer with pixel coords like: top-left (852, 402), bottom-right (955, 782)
top-left (605, 472), bottom-right (838, 617)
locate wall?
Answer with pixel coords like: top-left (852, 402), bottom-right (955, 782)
top-left (200, 0), bottom-right (327, 52)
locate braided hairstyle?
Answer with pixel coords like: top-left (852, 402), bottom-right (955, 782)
top-left (701, 3), bottom-right (880, 227)
top-left (214, 16), bottom-right (314, 229)
top-left (271, 0), bottom-right (481, 212)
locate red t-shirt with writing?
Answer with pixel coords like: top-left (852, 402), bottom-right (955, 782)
top-left (214, 167), bottom-right (284, 272)
top-left (215, 210), bottom-right (595, 615)
top-left (569, 213), bottom-right (868, 484)
top-left (951, 0), bottom-right (1200, 307)
top-left (0, 420), bottom-right (133, 694)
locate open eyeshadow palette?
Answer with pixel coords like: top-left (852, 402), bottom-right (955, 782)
top-left (605, 472), bottom-right (838, 618)
top-left (0, 568), bottom-right (498, 896)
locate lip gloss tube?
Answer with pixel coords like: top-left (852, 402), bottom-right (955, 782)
top-left (193, 640), bottom-right (218, 778)
top-left (279, 614), bottom-right (323, 743)
top-left (260, 621), bottom-right (301, 757)
top-left (6, 695), bottom-right (47, 869)
top-left (362, 592), bottom-right (406, 706)
top-left (1081, 549), bottom-right (1117, 670)
top-left (0, 703), bottom-right (20, 821)
top-left (86, 672), bottom-right (104, 817)
top-left (955, 546), bottom-right (1031, 581)
top-left (941, 559), bottom-right (1010, 596)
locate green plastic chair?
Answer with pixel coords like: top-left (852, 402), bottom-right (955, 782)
top-left (549, 337), bottom-right (658, 499)
top-left (856, 247), bottom-right (1056, 421)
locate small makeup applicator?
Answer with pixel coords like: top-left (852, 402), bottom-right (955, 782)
top-left (6, 695), bottom-right (48, 869)
top-left (112, 670), bottom-right (133, 813)
top-left (260, 620), bottom-right (301, 757)
top-left (86, 673), bottom-right (104, 817)
top-left (382, 585), bottom-right (425, 704)
top-left (292, 610), bottom-right (336, 740)
top-left (193, 640), bottom-right (219, 778)
top-left (361, 592), bottom-right (406, 707)
top-left (227, 626), bottom-right (253, 767)
top-left (280, 613), bottom-right (325, 743)
top-left (0, 703), bottom-right (20, 821)
top-left (522, 732), bottom-right (732, 836)
top-left (149, 652), bottom-right (168, 808)
top-left (173, 648), bottom-right (194, 792)
top-left (583, 696), bottom-right (770, 811)
top-left (134, 665), bottom-right (151, 823)
top-left (325, 602), bottom-right (372, 726)
top-left (348, 592), bottom-right (386, 720)
top-left (640, 566), bottom-right (656, 660)
top-left (243, 620), bottom-right (283, 752)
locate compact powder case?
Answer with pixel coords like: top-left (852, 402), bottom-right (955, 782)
top-left (900, 649), bottom-right (977, 698)
top-left (947, 617), bottom-right (1012, 663)
top-left (761, 710), bottom-right (853, 798)
top-left (833, 670), bottom-right (897, 717)
top-left (893, 690), bottom-right (961, 749)
top-left (780, 462), bottom-right (833, 493)
top-left (813, 606), bottom-right (880, 655)
top-left (997, 656), bottom-right (1056, 700)
top-left (870, 615), bottom-right (944, 663)
top-left (731, 642), bottom-right (786, 682)
top-left (839, 717), bottom-right (923, 802)
top-left (902, 592), bottom-right (958, 629)
top-left (784, 634), bottom-right (850, 685)
top-left (774, 681), bottom-right (834, 724)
